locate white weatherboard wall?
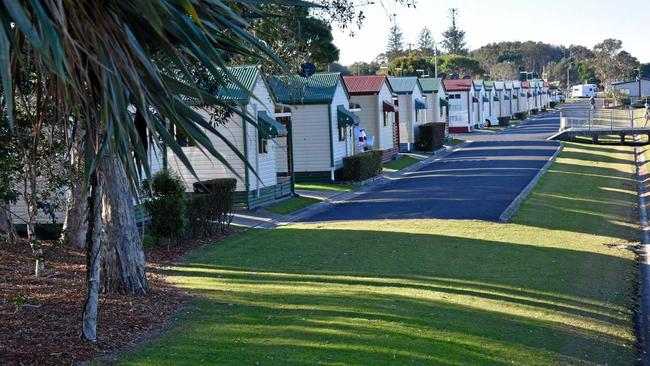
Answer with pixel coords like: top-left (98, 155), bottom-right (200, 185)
top-left (398, 87), bottom-right (425, 148)
top-left (448, 91), bottom-right (471, 131)
top-left (168, 77), bottom-right (277, 193)
top-left (291, 104), bottom-right (331, 174)
top-left (331, 82), bottom-right (354, 169)
top-left (434, 90), bottom-right (447, 123)
top-left (349, 82), bottom-right (394, 152)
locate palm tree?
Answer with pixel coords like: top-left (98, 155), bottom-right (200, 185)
top-left (0, 0), bottom-right (290, 341)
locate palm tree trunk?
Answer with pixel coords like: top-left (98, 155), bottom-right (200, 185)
top-left (100, 156), bottom-right (148, 294)
top-left (82, 172), bottom-right (102, 342)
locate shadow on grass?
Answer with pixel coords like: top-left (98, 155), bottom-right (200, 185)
top-left (130, 226), bottom-right (637, 366)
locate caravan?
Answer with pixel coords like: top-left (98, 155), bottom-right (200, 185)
top-left (571, 84), bottom-right (597, 98)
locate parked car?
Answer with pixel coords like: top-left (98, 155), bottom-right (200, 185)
top-left (555, 92), bottom-right (566, 103)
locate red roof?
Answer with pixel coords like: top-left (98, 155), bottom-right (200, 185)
top-left (342, 75), bottom-right (390, 95)
top-left (521, 81), bottom-right (530, 88)
top-left (443, 79), bottom-right (473, 92)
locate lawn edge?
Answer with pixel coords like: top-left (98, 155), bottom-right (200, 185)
top-left (635, 145), bottom-right (650, 364)
top-left (498, 143), bottom-right (563, 222)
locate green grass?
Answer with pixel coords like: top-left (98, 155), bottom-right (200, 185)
top-left (509, 119), bottom-right (521, 126)
top-left (447, 138), bottom-right (465, 146)
top-left (382, 156), bottom-right (420, 171)
top-left (122, 143), bottom-right (639, 365)
top-left (294, 182), bottom-right (356, 192)
top-left (264, 196), bottom-right (321, 215)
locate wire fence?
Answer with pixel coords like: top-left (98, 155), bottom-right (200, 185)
top-left (560, 108), bottom-right (650, 131)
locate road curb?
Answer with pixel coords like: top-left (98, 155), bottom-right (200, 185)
top-left (498, 143), bottom-right (563, 222)
top-left (634, 145), bottom-right (650, 366)
top-left (255, 141), bottom-right (472, 228)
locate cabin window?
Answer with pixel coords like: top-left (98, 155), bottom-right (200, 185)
top-left (383, 112), bottom-right (389, 127)
top-left (448, 94), bottom-right (461, 100)
top-left (338, 126), bottom-right (346, 141)
top-left (258, 135), bottom-right (269, 154)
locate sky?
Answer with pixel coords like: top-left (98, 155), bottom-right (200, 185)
top-left (332, 0), bottom-right (649, 65)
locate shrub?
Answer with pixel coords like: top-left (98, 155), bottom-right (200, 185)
top-left (549, 101), bottom-right (557, 109)
top-left (514, 111), bottom-right (528, 120)
top-left (497, 117), bottom-right (509, 126)
top-left (188, 178), bottom-right (236, 237)
top-left (530, 108), bottom-right (539, 115)
top-left (142, 171), bottom-right (187, 247)
top-left (339, 150), bottom-right (383, 182)
top-left (417, 123), bottom-right (446, 151)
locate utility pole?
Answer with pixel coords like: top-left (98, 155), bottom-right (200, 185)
top-left (433, 44), bottom-right (438, 78)
top-left (566, 64), bottom-right (570, 92)
top-left (406, 42), bottom-right (414, 54)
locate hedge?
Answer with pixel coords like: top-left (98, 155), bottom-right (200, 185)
top-left (514, 111), bottom-right (528, 120)
top-left (142, 171), bottom-right (187, 247)
top-left (339, 150), bottom-right (383, 182)
top-left (497, 117), bottom-right (510, 127)
top-left (549, 101), bottom-right (557, 109)
top-left (530, 108), bottom-right (539, 115)
top-left (417, 123), bottom-right (446, 151)
top-left (189, 178), bottom-right (236, 237)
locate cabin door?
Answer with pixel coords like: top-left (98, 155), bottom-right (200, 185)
top-left (393, 110), bottom-right (400, 149)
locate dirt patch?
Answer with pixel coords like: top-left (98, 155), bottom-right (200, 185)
top-left (0, 229), bottom-right (239, 365)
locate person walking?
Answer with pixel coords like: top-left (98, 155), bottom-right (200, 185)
top-left (644, 99), bottom-right (650, 126)
top-left (589, 95), bottom-right (596, 110)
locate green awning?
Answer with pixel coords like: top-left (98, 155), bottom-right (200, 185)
top-left (415, 98), bottom-right (428, 110)
top-left (482, 96), bottom-right (489, 103)
top-left (439, 98), bottom-right (449, 107)
top-left (493, 95), bottom-right (499, 102)
top-left (504, 95), bottom-right (510, 100)
top-left (257, 111), bottom-right (287, 138)
top-left (337, 104), bottom-right (360, 127)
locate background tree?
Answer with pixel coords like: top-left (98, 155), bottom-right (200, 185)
top-left (640, 63), bottom-right (650, 78)
top-left (0, 126), bottom-right (18, 245)
top-left (386, 23), bottom-right (405, 61)
top-left (441, 8), bottom-right (468, 56)
top-left (417, 27), bottom-right (435, 57)
top-left (439, 54), bottom-right (485, 78)
top-left (349, 61), bottom-right (381, 75)
top-left (490, 62), bottom-right (520, 80)
top-left (388, 55), bottom-right (435, 76)
top-left (592, 39), bottom-right (639, 85)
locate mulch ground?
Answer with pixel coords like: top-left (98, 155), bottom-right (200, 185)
top-left (0, 230), bottom-right (239, 365)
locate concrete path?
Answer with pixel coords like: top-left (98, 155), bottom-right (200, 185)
top-left (301, 111), bottom-right (563, 222)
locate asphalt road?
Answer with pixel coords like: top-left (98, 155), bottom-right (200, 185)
top-left (302, 110), bottom-right (563, 222)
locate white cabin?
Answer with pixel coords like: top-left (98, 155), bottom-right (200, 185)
top-left (389, 77), bottom-right (428, 152)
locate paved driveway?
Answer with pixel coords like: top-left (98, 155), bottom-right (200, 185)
top-left (302, 112), bottom-right (562, 222)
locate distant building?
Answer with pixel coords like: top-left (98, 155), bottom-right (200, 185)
top-left (610, 78), bottom-right (650, 99)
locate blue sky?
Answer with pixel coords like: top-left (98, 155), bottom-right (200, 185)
top-left (332, 0), bottom-right (648, 65)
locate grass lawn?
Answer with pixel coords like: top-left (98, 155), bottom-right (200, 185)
top-left (122, 143), bottom-right (639, 365)
top-left (294, 182), bottom-right (356, 192)
top-left (264, 196), bottom-right (321, 215)
top-left (382, 156), bottom-right (420, 171)
top-left (447, 138), bottom-right (465, 146)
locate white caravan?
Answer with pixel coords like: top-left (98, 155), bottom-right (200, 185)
top-left (570, 84), bottom-right (597, 98)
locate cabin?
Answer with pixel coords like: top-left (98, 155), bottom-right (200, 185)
top-left (343, 75), bottom-right (399, 162)
top-left (268, 72), bottom-right (359, 183)
top-left (521, 81), bottom-right (532, 113)
top-left (483, 81), bottom-right (498, 125)
top-left (388, 77), bottom-right (427, 152)
top-left (503, 81), bottom-right (514, 117)
top-left (542, 81), bottom-right (550, 108)
top-left (610, 78), bottom-right (650, 100)
top-left (419, 77), bottom-right (448, 124)
top-left (512, 80), bottom-right (524, 113)
top-left (444, 79), bottom-right (475, 133)
top-left (493, 81), bottom-right (506, 119)
top-left (473, 80), bottom-right (485, 128)
top-left (166, 65), bottom-right (291, 209)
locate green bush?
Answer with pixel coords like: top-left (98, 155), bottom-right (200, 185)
top-left (142, 171), bottom-right (187, 246)
top-left (188, 178), bottom-right (236, 237)
top-left (339, 150), bottom-right (383, 182)
top-left (549, 101), bottom-right (557, 109)
top-left (514, 111), bottom-right (528, 120)
top-left (497, 117), bottom-right (509, 126)
top-left (417, 123), bottom-right (446, 151)
top-left (530, 108), bottom-right (539, 115)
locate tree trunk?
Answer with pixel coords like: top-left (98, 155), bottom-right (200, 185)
top-left (25, 198), bottom-right (44, 277)
top-left (61, 130), bottom-right (87, 248)
top-left (0, 202), bottom-right (17, 245)
top-left (82, 173), bottom-right (102, 342)
top-left (100, 156), bottom-right (148, 294)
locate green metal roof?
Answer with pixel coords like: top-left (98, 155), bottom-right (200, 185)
top-left (214, 65), bottom-right (261, 102)
top-left (418, 77), bottom-right (444, 93)
top-left (388, 77), bottom-right (422, 94)
top-left (483, 81), bottom-right (494, 91)
top-left (268, 73), bottom-right (343, 105)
